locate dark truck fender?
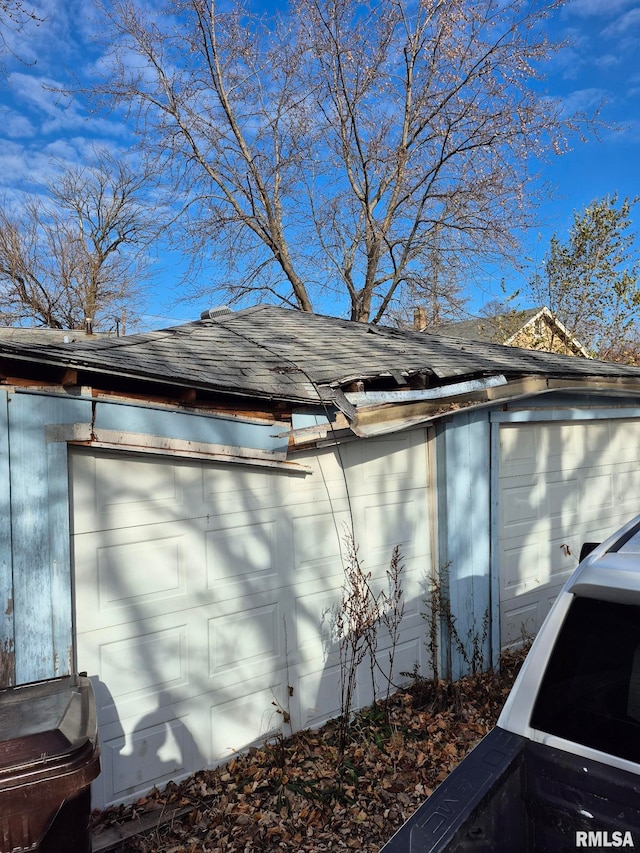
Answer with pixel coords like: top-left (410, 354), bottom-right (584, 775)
top-left (380, 728), bottom-right (527, 853)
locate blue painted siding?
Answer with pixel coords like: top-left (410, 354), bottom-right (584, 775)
top-left (94, 400), bottom-right (289, 454)
top-left (0, 391), bottom-right (13, 686)
top-left (8, 393), bottom-right (92, 683)
top-left (436, 411), bottom-right (492, 680)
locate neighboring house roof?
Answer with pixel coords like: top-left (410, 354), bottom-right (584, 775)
top-left (0, 328), bottom-right (115, 344)
top-left (432, 306), bottom-right (589, 358)
top-left (2, 305), bottom-right (640, 437)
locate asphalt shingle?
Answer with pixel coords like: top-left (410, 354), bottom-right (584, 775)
top-left (3, 304), bottom-right (640, 403)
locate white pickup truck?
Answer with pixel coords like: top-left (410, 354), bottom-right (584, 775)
top-left (381, 515), bottom-right (640, 852)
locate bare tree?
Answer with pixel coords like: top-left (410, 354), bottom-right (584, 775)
top-left (0, 154), bottom-right (157, 331)
top-left (0, 0), bottom-right (41, 55)
top-left (92, 0), bottom-right (590, 323)
top-left (0, 0), bottom-right (38, 30)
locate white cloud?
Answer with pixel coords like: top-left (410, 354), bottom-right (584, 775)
top-left (557, 86), bottom-right (609, 116)
top-left (0, 141), bottom-right (59, 190)
top-left (9, 72), bottom-right (85, 129)
top-left (565, 0), bottom-right (638, 19)
top-left (602, 7), bottom-right (640, 35)
top-left (0, 106), bottom-right (36, 138)
top-left (6, 70), bottom-right (132, 142)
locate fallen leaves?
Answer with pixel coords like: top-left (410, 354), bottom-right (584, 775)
top-left (92, 648), bottom-right (527, 853)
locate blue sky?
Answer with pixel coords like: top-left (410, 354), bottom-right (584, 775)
top-left (0, 0), bottom-right (639, 329)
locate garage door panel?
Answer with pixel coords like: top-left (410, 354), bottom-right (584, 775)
top-left (71, 452), bottom-right (196, 533)
top-left (502, 538), bottom-right (574, 596)
top-left (341, 432), bottom-right (427, 496)
top-left (96, 534), bottom-right (186, 610)
top-left (615, 469), bottom-right (640, 506)
top-left (71, 435), bottom-right (432, 807)
top-left (582, 472), bottom-right (615, 510)
top-left (501, 477), bottom-right (580, 531)
top-left (99, 623), bottom-right (188, 700)
top-left (294, 580), bottom-right (342, 657)
top-left (499, 424), bottom-right (537, 473)
top-left (73, 527), bottom-right (193, 632)
top-left (610, 421), bottom-right (640, 459)
top-left (107, 716), bottom-right (191, 800)
top-left (359, 498), bottom-right (420, 558)
top-left (95, 702), bottom-right (206, 807)
top-left (501, 483), bottom-right (542, 531)
top-left (501, 585), bottom-right (562, 648)
top-left (208, 601), bottom-right (282, 678)
top-left (205, 520), bottom-right (279, 599)
top-left (210, 685), bottom-right (284, 763)
top-left (291, 511), bottom-right (345, 571)
top-left (201, 463), bottom-right (285, 513)
top-left (500, 423), bottom-right (581, 477)
top-left (547, 478), bottom-right (579, 518)
top-left (499, 418), bottom-right (640, 645)
top-left (93, 454), bottom-right (187, 514)
top-left (584, 421), bottom-right (640, 463)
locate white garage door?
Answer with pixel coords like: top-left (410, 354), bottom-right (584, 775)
top-left (499, 418), bottom-right (640, 646)
top-left (70, 432), bottom-right (430, 808)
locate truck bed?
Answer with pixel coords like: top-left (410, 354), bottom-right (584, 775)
top-left (381, 727), bottom-right (640, 852)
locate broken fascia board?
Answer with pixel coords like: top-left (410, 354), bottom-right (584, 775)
top-left (344, 374), bottom-right (508, 406)
top-left (350, 376), bottom-right (640, 438)
top-left (543, 376), bottom-right (640, 393)
top-left (289, 376), bottom-right (523, 442)
top-left (285, 412), bottom-right (352, 446)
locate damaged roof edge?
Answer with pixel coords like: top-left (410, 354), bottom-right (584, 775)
top-left (0, 348), bottom-right (321, 406)
top-left (341, 375), bottom-right (640, 440)
top-left (343, 375), bottom-right (509, 406)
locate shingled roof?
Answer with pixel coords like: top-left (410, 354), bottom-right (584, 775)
top-left (431, 306), bottom-right (589, 357)
top-left (2, 304), bottom-right (640, 407)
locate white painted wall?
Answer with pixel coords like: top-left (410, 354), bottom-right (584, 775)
top-left (70, 429), bottom-right (432, 807)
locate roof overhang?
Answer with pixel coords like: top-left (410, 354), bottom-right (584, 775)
top-left (290, 374), bottom-right (640, 443)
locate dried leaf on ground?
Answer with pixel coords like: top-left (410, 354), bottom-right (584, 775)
top-left (92, 648), bottom-right (528, 853)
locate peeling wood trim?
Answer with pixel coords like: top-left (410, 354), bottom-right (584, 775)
top-left (92, 428), bottom-right (289, 461)
top-left (46, 424), bottom-right (310, 472)
top-left (285, 412), bottom-right (351, 445)
top-left (544, 377), bottom-right (640, 392)
top-left (78, 438), bottom-right (311, 472)
top-left (348, 376), bottom-right (640, 437)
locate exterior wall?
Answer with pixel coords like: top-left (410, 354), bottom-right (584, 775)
top-left (0, 390), bottom-right (291, 688)
top-left (71, 428), bottom-right (433, 807)
top-left (0, 386), bottom-right (434, 806)
top-left (509, 322), bottom-right (583, 356)
top-left (0, 391), bottom-right (13, 685)
top-left (0, 390), bottom-right (93, 686)
top-left (435, 411), bottom-right (493, 680)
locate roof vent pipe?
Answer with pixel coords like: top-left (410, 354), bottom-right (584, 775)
top-left (200, 306), bottom-right (233, 320)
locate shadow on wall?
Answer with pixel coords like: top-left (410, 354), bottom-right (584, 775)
top-left (91, 682), bottom-right (205, 808)
top-left (72, 428), bottom-right (431, 809)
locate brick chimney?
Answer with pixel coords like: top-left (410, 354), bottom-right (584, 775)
top-left (413, 307), bottom-right (427, 332)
